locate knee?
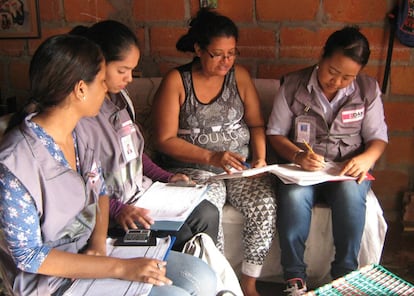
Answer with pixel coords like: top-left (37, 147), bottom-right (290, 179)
top-left (201, 200), bottom-right (220, 222)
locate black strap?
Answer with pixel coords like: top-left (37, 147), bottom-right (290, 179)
top-left (382, 5), bottom-right (398, 94)
top-left (216, 290), bottom-right (238, 296)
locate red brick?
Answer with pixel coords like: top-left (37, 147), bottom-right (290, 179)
top-left (150, 27), bottom-right (188, 57)
top-left (372, 169), bottom-right (410, 208)
top-left (28, 27), bottom-right (72, 56)
top-left (213, 0), bottom-right (253, 22)
top-left (257, 0), bottom-right (319, 21)
top-left (39, 0), bottom-right (62, 21)
top-left (390, 67), bottom-right (414, 95)
top-left (135, 28), bottom-right (145, 50)
top-left (189, 0), bottom-right (253, 21)
top-left (134, 0), bottom-right (185, 22)
top-left (64, 0), bottom-right (115, 22)
top-left (362, 65), bottom-right (385, 87)
top-left (324, 0), bottom-right (388, 22)
top-left (0, 40), bottom-right (25, 57)
top-left (238, 28), bottom-right (275, 59)
top-left (280, 27), bottom-right (333, 59)
top-left (384, 102), bottom-right (414, 132)
top-left (360, 28), bottom-right (411, 62)
top-left (257, 64), bottom-right (308, 80)
top-left (386, 136), bottom-right (414, 165)
top-left (158, 61), bottom-right (181, 77)
top-left (9, 61), bottom-right (30, 90)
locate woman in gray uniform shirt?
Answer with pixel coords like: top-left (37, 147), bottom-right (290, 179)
top-left (0, 34), bottom-right (216, 296)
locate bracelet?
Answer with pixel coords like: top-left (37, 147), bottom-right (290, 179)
top-left (292, 149), bottom-right (304, 164)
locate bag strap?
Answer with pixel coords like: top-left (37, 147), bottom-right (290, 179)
top-left (216, 290), bottom-right (238, 296)
top-left (382, 4), bottom-right (398, 94)
top-left (196, 235), bottom-right (205, 259)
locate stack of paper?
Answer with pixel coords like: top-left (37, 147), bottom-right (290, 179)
top-left (135, 182), bottom-right (208, 231)
top-left (209, 162), bottom-right (374, 186)
top-left (63, 236), bottom-right (173, 296)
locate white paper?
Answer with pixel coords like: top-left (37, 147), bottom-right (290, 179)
top-left (63, 237), bottom-right (172, 296)
top-left (209, 163), bottom-right (372, 186)
top-left (135, 181), bottom-right (207, 221)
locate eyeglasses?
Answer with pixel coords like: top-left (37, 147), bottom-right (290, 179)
top-left (205, 48), bottom-right (240, 61)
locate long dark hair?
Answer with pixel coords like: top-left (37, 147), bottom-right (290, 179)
top-left (6, 34), bottom-right (104, 132)
top-left (176, 7), bottom-right (238, 52)
top-left (70, 20), bottom-right (139, 63)
top-left (322, 25), bottom-right (370, 67)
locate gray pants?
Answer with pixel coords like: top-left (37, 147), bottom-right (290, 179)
top-left (172, 168), bottom-right (277, 278)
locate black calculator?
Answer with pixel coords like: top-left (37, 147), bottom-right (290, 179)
top-left (123, 229), bottom-right (151, 243)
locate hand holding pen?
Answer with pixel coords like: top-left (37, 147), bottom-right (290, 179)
top-left (298, 140), bottom-right (325, 171)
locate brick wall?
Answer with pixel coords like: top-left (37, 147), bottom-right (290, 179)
top-left (0, 0), bottom-right (413, 220)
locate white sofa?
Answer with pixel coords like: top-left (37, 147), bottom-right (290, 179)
top-left (127, 78), bottom-right (388, 288)
top-left (0, 77), bottom-right (388, 289)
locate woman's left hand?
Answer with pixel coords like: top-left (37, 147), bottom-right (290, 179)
top-left (169, 173), bottom-right (194, 184)
top-left (340, 155), bottom-right (372, 184)
top-left (251, 158), bottom-right (267, 168)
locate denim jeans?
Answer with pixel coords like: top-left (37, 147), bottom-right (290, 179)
top-left (277, 179), bottom-right (371, 281)
top-left (150, 251), bottom-right (217, 296)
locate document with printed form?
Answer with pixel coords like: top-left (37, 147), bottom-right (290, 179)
top-left (209, 162), bottom-right (374, 186)
top-left (134, 181), bottom-right (208, 231)
top-left (63, 236), bottom-right (174, 296)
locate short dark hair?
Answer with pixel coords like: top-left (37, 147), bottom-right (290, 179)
top-left (176, 8), bottom-right (238, 52)
top-left (70, 20), bottom-right (139, 63)
top-left (322, 26), bottom-right (371, 67)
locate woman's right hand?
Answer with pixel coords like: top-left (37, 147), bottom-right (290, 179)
top-left (119, 258), bottom-right (172, 286)
top-left (296, 151), bottom-right (325, 171)
top-left (209, 151), bottom-right (247, 174)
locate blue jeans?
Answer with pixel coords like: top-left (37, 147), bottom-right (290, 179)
top-left (150, 251), bottom-right (217, 296)
top-left (277, 179), bottom-right (371, 281)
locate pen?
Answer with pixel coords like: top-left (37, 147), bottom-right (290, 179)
top-left (303, 140), bottom-right (325, 166)
top-left (303, 140), bottom-right (314, 154)
top-left (242, 161), bottom-right (251, 169)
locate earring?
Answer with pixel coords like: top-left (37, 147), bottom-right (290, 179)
top-left (82, 95), bottom-right (86, 101)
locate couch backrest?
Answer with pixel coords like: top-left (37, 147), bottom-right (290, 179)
top-left (126, 77), bottom-right (280, 160)
top-left (0, 78), bottom-right (281, 160)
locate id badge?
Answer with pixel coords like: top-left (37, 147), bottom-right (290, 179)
top-left (294, 115), bottom-right (316, 144)
top-left (117, 119), bottom-right (139, 163)
top-left (121, 134), bottom-right (137, 162)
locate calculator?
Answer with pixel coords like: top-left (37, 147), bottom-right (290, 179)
top-left (123, 229), bottom-right (151, 243)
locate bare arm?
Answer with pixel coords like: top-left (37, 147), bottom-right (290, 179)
top-left (153, 70), bottom-right (246, 173)
top-left (85, 195), bottom-right (110, 256)
top-left (37, 248), bottom-right (171, 286)
top-left (153, 70), bottom-right (211, 164)
top-left (235, 65), bottom-right (267, 168)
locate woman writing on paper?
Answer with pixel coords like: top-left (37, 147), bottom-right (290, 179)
top-left (0, 34), bottom-right (216, 296)
top-left (266, 26), bottom-right (388, 295)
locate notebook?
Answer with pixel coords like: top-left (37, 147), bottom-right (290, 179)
top-left (63, 236), bottom-right (174, 296)
top-left (134, 181), bottom-right (208, 231)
